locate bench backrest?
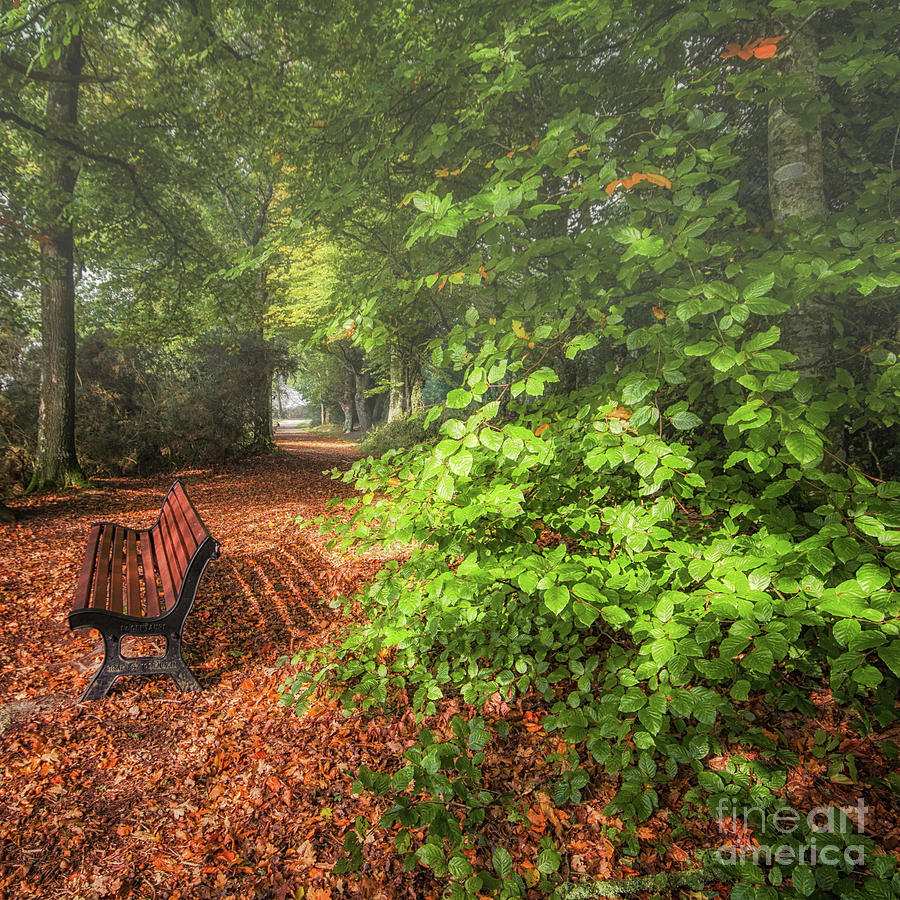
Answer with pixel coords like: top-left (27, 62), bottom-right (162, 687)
top-left (150, 481), bottom-right (214, 611)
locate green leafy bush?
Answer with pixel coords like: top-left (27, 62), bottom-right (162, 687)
top-left (0, 319), bottom-right (38, 497)
top-left (1, 330), bottom-right (286, 487)
top-left (75, 332), bottom-right (272, 472)
top-left (359, 409), bottom-right (442, 456)
top-left (282, 0), bottom-right (900, 897)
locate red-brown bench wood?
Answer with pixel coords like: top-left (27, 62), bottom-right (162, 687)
top-left (68, 481), bottom-right (220, 701)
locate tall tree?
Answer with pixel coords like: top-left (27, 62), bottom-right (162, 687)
top-left (29, 31), bottom-right (85, 491)
top-left (3, 2), bottom-right (220, 489)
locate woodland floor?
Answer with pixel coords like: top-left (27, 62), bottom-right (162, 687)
top-left (1, 430), bottom-right (899, 899)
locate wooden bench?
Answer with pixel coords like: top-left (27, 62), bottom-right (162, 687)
top-left (68, 480), bottom-right (220, 701)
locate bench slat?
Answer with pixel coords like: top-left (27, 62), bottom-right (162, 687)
top-left (140, 531), bottom-right (160, 617)
top-left (169, 493), bottom-right (200, 559)
top-left (151, 524), bottom-right (178, 611)
top-left (92, 525), bottom-right (114, 611)
top-left (174, 486), bottom-right (203, 544)
top-left (176, 484), bottom-right (207, 542)
top-left (72, 482), bottom-right (216, 620)
top-left (164, 507), bottom-right (189, 583)
top-left (73, 524), bottom-right (102, 610)
top-left (126, 531), bottom-right (141, 617)
top-left (172, 483), bottom-right (207, 544)
top-left (161, 504), bottom-right (190, 583)
top-left (109, 527), bottom-right (125, 614)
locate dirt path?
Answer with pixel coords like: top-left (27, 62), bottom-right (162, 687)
top-left (0, 434), bottom-right (425, 899)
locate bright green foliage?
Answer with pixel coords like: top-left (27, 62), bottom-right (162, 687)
top-left (282, 0), bottom-right (900, 896)
top-left (4, 0), bottom-right (899, 896)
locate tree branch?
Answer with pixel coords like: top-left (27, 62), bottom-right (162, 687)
top-left (0, 105), bottom-right (200, 256)
top-left (1, 52), bottom-right (115, 83)
top-left (252, 176), bottom-right (274, 244)
top-left (0, 0), bottom-right (65, 38)
top-left (216, 179), bottom-right (252, 246)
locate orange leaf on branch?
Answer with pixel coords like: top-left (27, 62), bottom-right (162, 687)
top-left (753, 42), bottom-right (779, 58)
top-left (720, 35), bottom-right (785, 60)
top-left (605, 172), bottom-right (672, 195)
top-left (641, 172), bottom-right (673, 188)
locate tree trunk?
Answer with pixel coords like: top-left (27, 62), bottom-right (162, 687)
top-left (387, 343), bottom-right (405, 422)
top-left (249, 353), bottom-right (274, 450)
top-left (409, 367), bottom-right (424, 412)
top-left (28, 35), bottom-right (85, 493)
top-left (767, 26), bottom-right (829, 372)
top-left (371, 393), bottom-right (387, 424)
top-left (334, 365), bottom-right (356, 433)
top-left (338, 399), bottom-right (354, 433)
top-left (768, 24), bottom-right (842, 460)
top-left (768, 27), bottom-right (826, 228)
top-left (248, 267), bottom-right (274, 452)
top-left (218, 177), bottom-right (275, 451)
top-left (354, 371), bottom-right (371, 431)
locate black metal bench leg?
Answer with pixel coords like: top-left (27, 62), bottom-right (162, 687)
top-left (166, 634), bottom-right (202, 693)
top-left (81, 668), bottom-right (120, 701)
top-left (79, 631), bottom-right (201, 699)
top-left (80, 633), bottom-right (121, 701)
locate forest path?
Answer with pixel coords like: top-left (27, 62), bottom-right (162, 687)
top-left (0, 435), bottom-right (425, 899)
top-left (274, 424), bottom-right (363, 461)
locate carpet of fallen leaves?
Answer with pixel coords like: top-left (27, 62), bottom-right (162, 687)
top-left (1, 429), bottom-right (899, 899)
